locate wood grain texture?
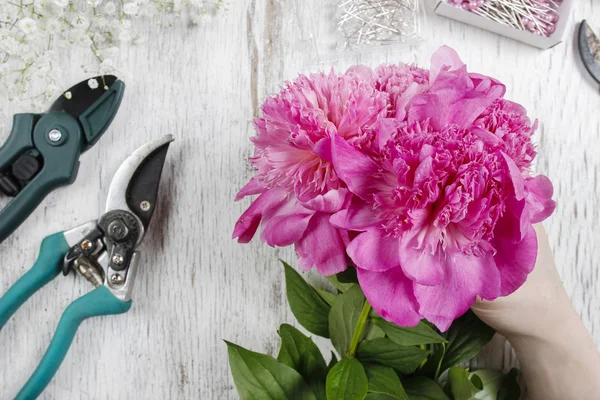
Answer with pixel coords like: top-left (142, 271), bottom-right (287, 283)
top-left (1, 0), bottom-right (599, 398)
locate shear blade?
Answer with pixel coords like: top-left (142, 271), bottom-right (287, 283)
top-left (48, 75), bottom-right (119, 117)
top-left (579, 20), bottom-right (600, 85)
top-left (105, 135), bottom-right (174, 234)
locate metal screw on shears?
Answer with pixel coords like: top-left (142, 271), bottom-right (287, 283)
top-left (140, 200), bottom-right (151, 212)
top-left (48, 130), bottom-right (62, 142)
top-left (80, 240), bottom-right (93, 251)
top-left (112, 253), bottom-right (125, 266)
top-left (110, 274), bottom-right (123, 285)
top-left (108, 219), bottom-right (129, 241)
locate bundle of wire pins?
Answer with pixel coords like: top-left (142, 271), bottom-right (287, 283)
top-left (337, 0), bottom-right (420, 48)
top-left (451, 0), bottom-right (562, 37)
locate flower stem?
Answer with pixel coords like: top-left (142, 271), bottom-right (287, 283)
top-left (347, 300), bottom-right (372, 358)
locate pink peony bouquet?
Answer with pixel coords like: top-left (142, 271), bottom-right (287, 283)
top-left (233, 46), bottom-right (555, 332)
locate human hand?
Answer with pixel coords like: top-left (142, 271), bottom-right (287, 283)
top-left (472, 224), bottom-right (600, 400)
top-left (472, 223), bottom-right (570, 339)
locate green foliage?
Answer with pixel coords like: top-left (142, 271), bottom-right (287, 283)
top-left (403, 377), bottom-right (451, 400)
top-left (446, 367), bottom-right (483, 400)
top-left (326, 357), bottom-right (369, 400)
top-left (439, 311), bottom-right (496, 373)
top-left (372, 318), bottom-right (447, 347)
top-left (226, 341), bottom-right (317, 400)
top-left (329, 285), bottom-right (365, 357)
top-left (283, 261), bottom-right (331, 338)
top-left (364, 364), bottom-right (409, 400)
top-left (357, 338), bottom-right (430, 375)
top-left (278, 324), bottom-right (328, 399)
top-left (326, 274), bottom-right (355, 293)
top-left (227, 263), bottom-right (520, 400)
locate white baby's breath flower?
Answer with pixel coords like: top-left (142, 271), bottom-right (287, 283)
top-left (139, 3), bottom-right (157, 17)
top-left (0, 37), bottom-right (20, 54)
top-left (103, 1), bottom-right (116, 15)
top-left (99, 58), bottom-right (114, 73)
top-left (0, 0), bottom-right (226, 109)
top-left (123, 2), bottom-right (139, 16)
top-left (51, 0), bottom-right (69, 8)
top-left (18, 18), bottom-right (38, 34)
top-left (0, 63), bottom-right (9, 75)
top-left (44, 19), bottom-right (62, 34)
top-left (118, 29), bottom-right (132, 43)
top-left (72, 16), bottom-right (89, 29)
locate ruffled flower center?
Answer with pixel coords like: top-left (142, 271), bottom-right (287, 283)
top-left (373, 121), bottom-right (508, 252)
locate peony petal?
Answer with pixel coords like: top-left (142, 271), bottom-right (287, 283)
top-left (492, 224), bottom-right (537, 296)
top-left (525, 175), bottom-right (556, 223)
top-left (394, 81), bottom-right (426, 120)
top-left (347, 229), bottom-right (400, 272)
top-left (398, 230), bottom-right (445, 286)
top-left (409, 58), bottom-right (505, 130)
top-left (358, 267), bottom-right (422, 327)
top-left (313, 136), bottom-right (332, 163)
top-left (430, 45), bottom-right (465, 84)
top-left (260, 199), bottom-right (314, 247)
top-left (301, 188), bottom-right (351, 213)
top-left (330, 198), bottom-right (378, 230)
top-left (330, 134), bottom-right (378, 200)
top-left (500, 152), bottom-right (525, 200)
top-left (346, 65), bottom-right (376, 83)
top-left (414, 250), bottom-right (501, 332)
top-left (235, 178), bottom-right (267, 201)
top-left (295, 212), bottom-right (348, 276)
top-left (232, 188), bottom-right (288, 243)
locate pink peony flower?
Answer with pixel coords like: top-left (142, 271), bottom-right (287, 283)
top-left (234, 45), bottom-right (556, 332)
top-left (330, 47), bottom-right (555, 331)
top-left (233, 70), bottom-right (388, 275)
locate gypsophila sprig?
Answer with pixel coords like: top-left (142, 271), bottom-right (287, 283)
top-left (0, 0), bottom-right (228, 110)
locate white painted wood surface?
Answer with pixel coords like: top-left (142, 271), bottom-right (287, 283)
top-left (1, 1), bottom-right (599, 398)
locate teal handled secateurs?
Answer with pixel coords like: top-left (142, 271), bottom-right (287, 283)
top-left (0, 135), bottom-right (174, 399)
top-left (0, 75), bottom-right (125, 243)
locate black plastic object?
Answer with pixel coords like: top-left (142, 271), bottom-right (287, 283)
top-left (125, 143), bottom-right (171, 231)
top-left (0, 76), bottom-right (125, 243)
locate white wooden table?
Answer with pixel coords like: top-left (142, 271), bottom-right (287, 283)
top-left (1, 1), bottom-right (598, 398)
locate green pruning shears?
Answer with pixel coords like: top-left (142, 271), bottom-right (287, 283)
top-left (578, 20), bottom-right (600, 85)
top-left (0, 135), bottom-right (173, 399)
top-left (0, 75), bottom-right (125, 243)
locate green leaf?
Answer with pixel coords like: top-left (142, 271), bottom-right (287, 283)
top-left (326, 357), bottom-right (369, 400)
top-left (316, 288), bottom-right (338, 307)
top-left (447, 367), bottom-right (482, 400)
top-left (470, 369), bottom-right (503, 400)
top-left (419, 343), bottom-right (446, 379)
top-left (373, 319), bottom-right (447, 347)
top-left (403, 377), bottom-right (450, 400)
top-left (364, 364), bottom-right (409, 400)
top-left (226, 341), bottom-right (317, 400)
top-left (277, 324), bottom-right (328, 400)
top-left (329, 285), bottom-right (365, 356)
top-left (283, 261), bottom-right (331, 338)
top-left (365, 324), bottom-right (386, 341)
top-left (356, 338), bottom-right (430, 375)
top-left (440, 311), bottom-right (495, 373)
top-left (365, 394), bottom-right (400, 400)
top-left (496, 369), bottom-right (521, 400)
top-left (326, 274), bottom-right (355, 293)
top-left (337, 268), bottom-right (359, 284)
